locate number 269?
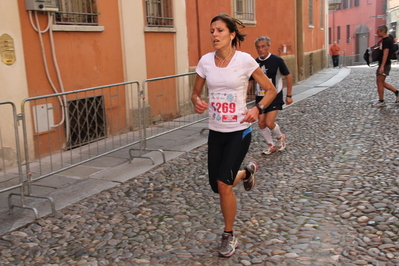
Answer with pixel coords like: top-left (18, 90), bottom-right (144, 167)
top-left (211, 102), bottom-right (236, 113)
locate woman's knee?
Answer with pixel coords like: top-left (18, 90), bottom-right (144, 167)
top-left (217, 180), bottom-right (233, 195)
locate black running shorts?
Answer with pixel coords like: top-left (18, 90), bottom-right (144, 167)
top-left (207, 127), bottom-right (252, 193)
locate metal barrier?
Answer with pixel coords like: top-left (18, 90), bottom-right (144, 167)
top-left (1, 81), bottom-right (138, 219)
top-left (1, 73), bottom-right (213, 220)
top-left (327, 51), bottom-right (367, 68)
top-left (19, 81), bottom-right (141, 184)
top-left (0, 72), bottom-right (264, 221)
top-left (129, 72), bottom-right (208, 163)
top-left (0, 101), bottom-right (51, 219)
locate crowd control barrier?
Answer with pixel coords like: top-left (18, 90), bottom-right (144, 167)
top-left (0, 73), bottom-right (212, 220)
top-left (129, 72), bottom-right (209, 162)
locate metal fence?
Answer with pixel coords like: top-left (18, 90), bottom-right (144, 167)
top-left (0, 81), bottom-right (141, 219)
top-left (129, 72), bottom-right (208, 162)
top-left (0, 101), bottom-right (54, 219)
top-left (20, 81), bottom-right (141, 187)
top-left (0, 74), bottom-right (212, 220)
top-left (328, 50), bottom-right (368, 68)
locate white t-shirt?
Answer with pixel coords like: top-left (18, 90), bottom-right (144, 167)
top-left (196, 51), bottom-right (258, 132)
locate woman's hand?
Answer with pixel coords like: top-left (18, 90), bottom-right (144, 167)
top-left (195, 98), bottom-right (208, 114)
top-left (240, 106), bottom-right (259, 123)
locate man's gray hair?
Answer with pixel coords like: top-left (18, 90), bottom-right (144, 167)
top-left (254, 36), bottom-right (271, 46)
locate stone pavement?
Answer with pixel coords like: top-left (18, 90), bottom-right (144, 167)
top-left (0, 67), bottom-right (348, 237)
top-left (2, 65), bottom-right (399, 265)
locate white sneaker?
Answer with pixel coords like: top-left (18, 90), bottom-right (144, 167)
top-left (243, 161), bottom-right (258, 191)
top-left (262, 144), bottom-right (277, 155)
top-left (219, 233), bottom-right (238, 257)
top-left (276, 134), bottom-right (286, 151)
top-left (373, 101), bottom-right (386, 107)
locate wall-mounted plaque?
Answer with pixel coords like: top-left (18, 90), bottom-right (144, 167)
top-left (0, 34), bottom-right (16, 65)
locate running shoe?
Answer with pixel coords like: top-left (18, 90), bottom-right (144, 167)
top-left (262, 144), bottom-right (277, 155)
top-left (219, 233), bottom-right (238, 258)
top-left (243, 161), bottom-right (258, 191)
top-left (276, 134), bottom-right (287, 151)
top-left (373, 101), bottom-right (386, 107)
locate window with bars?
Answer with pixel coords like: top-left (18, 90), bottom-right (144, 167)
top-left (233, 0), bottom-right (255, 22)
top-left (67, 95), bottom-right (106, 149)
top-left (343, 0), bottom-right (348, 9)
top-left (145, 0), bottom-right (173, 27)
top-left (55, 0), bottom-right (99, 25)
top-left (309, 0), bottom-right (313, 27)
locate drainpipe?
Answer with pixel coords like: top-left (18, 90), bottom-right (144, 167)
top-left (195, 0), bottom-right (201, 60)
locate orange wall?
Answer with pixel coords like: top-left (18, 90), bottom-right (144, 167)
top-left (145, 32), bottom-right (176, 79)
top-left (18, 0), bottom-right (124, 97)
top-left (240, 1), bottom-right (297, 58)
top-left (144, 32), bottom-right (177, 117)
top-left (303, 0), bottom-right (325, 53)
top-left (18, 0), bottom-right (125, 157)
top-left (186, 0), bottom-right (297, 66)
top-left (186, 0), bottom-right (231, 66)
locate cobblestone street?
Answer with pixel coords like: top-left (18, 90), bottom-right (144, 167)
top-left (1, 66), bottom-right (399, 266)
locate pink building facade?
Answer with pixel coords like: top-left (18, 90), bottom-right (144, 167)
top-left (328, 0), bottom-right (387, 65)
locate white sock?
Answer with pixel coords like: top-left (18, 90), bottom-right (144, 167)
top-left (271, 124), bottom-right (283, 139)
top-left (260, 127), bottom-right (274, 145)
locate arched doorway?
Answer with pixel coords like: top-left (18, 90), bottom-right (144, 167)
top-left (355, 24), bottom-right (369, 63)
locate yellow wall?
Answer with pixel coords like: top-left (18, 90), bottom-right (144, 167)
top-left (0, 0), bottom-right (32, 167)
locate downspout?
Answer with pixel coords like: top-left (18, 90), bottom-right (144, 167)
top-left (195, 0), bottom-right (201, 60)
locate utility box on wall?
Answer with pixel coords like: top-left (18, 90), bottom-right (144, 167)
top-left (25, 0), bottom-right (59, 12)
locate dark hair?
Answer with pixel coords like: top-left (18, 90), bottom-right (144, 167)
top-left (378, 24), bottom-right (388, 33)
top-left (211, 13), bottom-right (246, 48)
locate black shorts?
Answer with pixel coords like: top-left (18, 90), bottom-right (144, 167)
top-left (207, 127), bottom-right (252, 193)
top-left (256, 90), bottom-right (284, 113)
top-left (376, 64), bottom-right (391, 76)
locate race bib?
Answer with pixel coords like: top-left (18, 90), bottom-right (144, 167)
top-left (255, 78), bottom-right (273, 96)
top-left (210, 93), bottom-right (238, 123)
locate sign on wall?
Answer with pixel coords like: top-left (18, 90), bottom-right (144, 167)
top-left (0, 34), bottom-right (16, 66)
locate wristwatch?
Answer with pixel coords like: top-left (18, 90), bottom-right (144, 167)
top-left (286, 95), bottom-right (292, 98)
top-left (256, 104), bottom-right (265, 113)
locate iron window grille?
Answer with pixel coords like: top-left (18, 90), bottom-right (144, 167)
top-left (55, 0), bottom-right (99, 26)
top-left (145, 0), bottom-right (173, 27)
top-left (309, 0), bottom-right (313, 26)
top-left (233, 0), bottom-right (255, 21)
top-left (67, 95), bottom-right (106, 149)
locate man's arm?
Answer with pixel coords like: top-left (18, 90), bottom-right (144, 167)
top-left (284, 74), bottom-right (293, 105)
